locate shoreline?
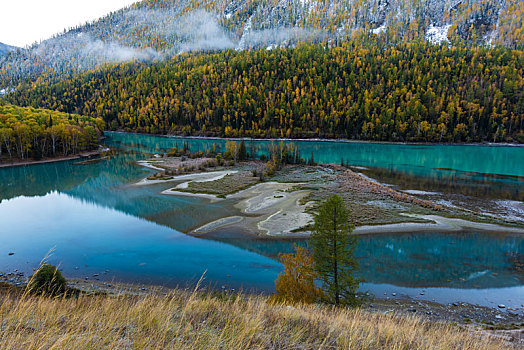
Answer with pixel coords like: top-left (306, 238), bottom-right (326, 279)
top-left (107, 131), bottom-right (524, 148)
top-left (0, 148), bottom-right (107, 169)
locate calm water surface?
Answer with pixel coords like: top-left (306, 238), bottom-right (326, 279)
top-left (0, 132), bottom-right (522, 309)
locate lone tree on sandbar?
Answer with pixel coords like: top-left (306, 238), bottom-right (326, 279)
top-left (310, 195), bottom-right (360, 306)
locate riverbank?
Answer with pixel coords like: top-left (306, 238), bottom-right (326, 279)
top-left (136, 157), bottom-right (524, 238)
top-left (0, 279), bottom-right (520, 349)
top-left (0, 148), bottom-right (108, 168)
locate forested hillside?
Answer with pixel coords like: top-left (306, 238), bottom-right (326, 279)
top-left (7, 38), bottom-right (523, 143)
top-left (0, 101), bottom-right (104, 161)
top-left (0, 0), bottom-right (522, 86)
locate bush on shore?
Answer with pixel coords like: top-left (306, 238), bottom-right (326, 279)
top-left (27, 264), bottom-right (67, 296)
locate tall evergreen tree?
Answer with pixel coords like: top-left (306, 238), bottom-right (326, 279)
top-left (239, 140), bottom-right (247, 161)
top-left (310, 195), bottom-right (360, 306)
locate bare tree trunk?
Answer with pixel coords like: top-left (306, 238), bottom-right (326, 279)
top-left (40, 136), bottom-right (47, 157)
top-left (3, 139), bottom-right (12, 159)
top-left (51, 134), bottom-right (56, 156)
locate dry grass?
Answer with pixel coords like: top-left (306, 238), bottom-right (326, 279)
top-left (0, 285), bottom-right (509, 350)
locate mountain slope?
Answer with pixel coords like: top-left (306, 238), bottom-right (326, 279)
top-left (7, 39), bottom-right (523, 143)
top-left (0, 0), bottom-right (522, 86)
top-left (0, 42), bottom-right (16, 56)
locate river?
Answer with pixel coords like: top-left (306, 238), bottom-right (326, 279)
top-left (0, 132), bottom-right (522, 309)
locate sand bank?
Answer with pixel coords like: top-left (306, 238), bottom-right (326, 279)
top-left (187, 182), bottom-right (314, 237)
top-left (175, 171), bottom-right (238, 189)
top-left (180, 179), bottom-right (524, 237)
top-left (136, 169), bottom-right (237, 186)
top-left (136, 160), bottom-right (165, 172)
top-left (193, 216), bottom-right (244, 234)
top-left (353, 214), bottom-right (524, 235)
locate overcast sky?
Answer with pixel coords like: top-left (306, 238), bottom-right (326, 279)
top-left (0, 0), bottom-right (138, 47)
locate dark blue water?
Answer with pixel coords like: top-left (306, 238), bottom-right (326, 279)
top-left (0, 132), bottom-right (522, 309)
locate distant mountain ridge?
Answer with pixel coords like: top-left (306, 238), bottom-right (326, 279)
top-left (0, 42), bottom-right (16, 56)
top-left (0, 0), bottom-right (522, 86)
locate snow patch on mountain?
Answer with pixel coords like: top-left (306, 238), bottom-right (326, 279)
top-left (425, 24), bottom-right (451, 44)
top-left (237, 14), bottom-right (254, 50)
top-left (372, 24), bottom-right (387, 35)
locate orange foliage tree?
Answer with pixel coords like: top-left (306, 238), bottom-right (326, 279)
top-left (273, 245), bottom-right (323, 304)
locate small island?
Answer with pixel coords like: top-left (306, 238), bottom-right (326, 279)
top-left (136, 140), bottom-right (524, 238)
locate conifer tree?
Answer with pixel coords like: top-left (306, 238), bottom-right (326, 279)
top-left (310, 195), bottom-right (360, 306)
top-left (239, 140), bottom-right (247, 161)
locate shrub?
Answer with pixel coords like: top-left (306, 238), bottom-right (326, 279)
top-left (272, 245), bottom-right (323, 304)
top-left (265, 160), bottom-right (277, 176)
top-left (28, 264), bottom-right (67, 296)
top-left (216, 153), bottom-right (223, 166)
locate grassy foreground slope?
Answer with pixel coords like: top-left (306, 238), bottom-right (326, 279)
top-left (0, 285), bottom-right (508, 349)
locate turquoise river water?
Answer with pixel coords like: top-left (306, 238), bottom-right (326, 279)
top-left (0, 132), bottom-right (522, 310)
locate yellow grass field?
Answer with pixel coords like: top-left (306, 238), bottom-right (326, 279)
top-left (0, 284), bottom-right (509, 350)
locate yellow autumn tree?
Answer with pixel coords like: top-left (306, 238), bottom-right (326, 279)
top-left (273, 245), bottom-right (323, 304)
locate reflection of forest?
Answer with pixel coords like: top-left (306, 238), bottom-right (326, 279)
top-left (210, 233), bottom-right (524, 289)
top-left (0, 151), bottom-right (135, 203)
top-left (0, 160), bottom-right (91, 202)
top-left (0, 146), bottom-right (238, 234)
top-left (361, 167), bottom-right (524, 201)
top-left (68, 179), bottom-right (236, 234)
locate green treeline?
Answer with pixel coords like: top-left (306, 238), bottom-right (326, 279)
top-left (6, 38), bottom-right (524, 143)
top-left (0, 101), bottom-right (105, 161)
